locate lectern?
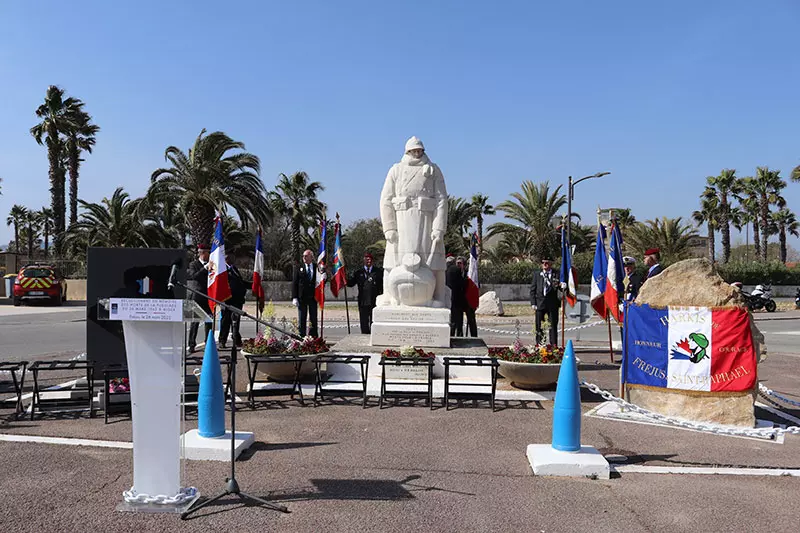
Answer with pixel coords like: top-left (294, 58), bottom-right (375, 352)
top-left (99, 297), bottom-right (210, 513)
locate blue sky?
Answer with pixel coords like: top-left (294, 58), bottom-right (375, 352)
top-left (1, 1), bottom-right (799, 252)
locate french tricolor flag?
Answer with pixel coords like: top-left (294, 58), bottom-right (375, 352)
top-left (466, 233), bottom-right (480, 310)
top-left (625, 305), bottom-right (757, 392)
top-left (559, 225), bottom-right (577, 307)
top-left (251, 229), bottom-right (264, 305)
top-left (604, 222), bottom-right (625, 323)
top-left (589, 224), bottom-right (607, 319)
top-left (207, 216), bottom-right (232, 313)
top-left (315, 218), bottom-right (327, 308)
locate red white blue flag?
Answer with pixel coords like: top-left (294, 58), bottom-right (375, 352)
top-left (251, 229), bottom-right (264, 304)
top-left (466, 233), bottom-right (480, 310)
top-left (315, 218), bottom-right (327, 308)
top-left (604, 222), bottom-right (625, 323)
top-left (589, 224), bottom-right (607, 319)
top-left (208, 216), bottom-right (231, 313)
top-left (559, 225), bottom-right (577, 307)
top-left (625, 305), bottom-right (757, 392)
top-left (330, 220), bottom-right (347, 297)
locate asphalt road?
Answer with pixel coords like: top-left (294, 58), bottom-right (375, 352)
top-left (1, 301), bottom-right (798, 362)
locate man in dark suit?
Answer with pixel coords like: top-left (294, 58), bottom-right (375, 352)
top-left (292, 249), bottom-right (318, 338)
top-left (347, 252), bottom-right (383, 334)
top-left (643, 247), bottom-right (664, 283)
top-left (530, 257), bottom-right (560, 346)
top-left (446, 256), bottom-right (467, 336)
top-left (623, 256), bottom-right (643, 302)
top-left (187, 243), bottom-right (212, 353)
top-left (219, 253), bottom-right (247, 348)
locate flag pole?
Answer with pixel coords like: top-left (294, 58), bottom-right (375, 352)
top-left (343, 284), bottom-right (351, 335)
top-left (560, 216), bottom-right (566, 349)
top-left (606, 309), bottom-right (614, 363)
top-left (319, 214), bottom-right (326, 340)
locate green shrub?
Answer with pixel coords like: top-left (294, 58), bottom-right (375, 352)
top-left (480, 252), bottom-right (596, 285)
top-left (716, 261), bottom-right (800, 285)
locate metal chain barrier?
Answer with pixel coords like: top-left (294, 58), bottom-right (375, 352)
top-left (479, 320), bottom-right (606, 337)
top-left (759, 384), bottom-right (800, 409)
top-left (123, 486), bottom-right (198, 505)
top-left (581, 380), bottom-right (800, 439)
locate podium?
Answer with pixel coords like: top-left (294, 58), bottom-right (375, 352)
top-left (99, 298), bottom-right (210, 513)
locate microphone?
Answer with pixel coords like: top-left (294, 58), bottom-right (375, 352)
top-left (167, 260), bottom-right (181, 290)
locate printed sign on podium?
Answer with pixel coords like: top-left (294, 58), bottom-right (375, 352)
top-left (98, 298), bottom-right (210, 513)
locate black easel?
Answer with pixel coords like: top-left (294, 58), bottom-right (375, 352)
top-left (171, 273), bottom-right (298, 519)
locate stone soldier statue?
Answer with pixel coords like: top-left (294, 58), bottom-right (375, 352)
top-left (378, 136), bottom-right (448, 308)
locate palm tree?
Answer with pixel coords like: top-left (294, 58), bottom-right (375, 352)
top-left (488, 181), bottom-right (566, 261)
top-left (24, 210), bottom-right (39, 258)
top-left (36, 208), bottom-right (55, 258)
top-left (485, 231), bottom-right (534, 263)
top-left (706, 169), bottom-right (741, 263)
top-left (736, 177), bottom-right (761, 260)
top-left (750, 167), bottom-right (786, 261)
top-left (30, 85), bottom-right (79, 234)
top-left (269, 171), bottom-right (325, 265)
top-left (149, 129), bottom-right (270, 247)
top-left (792, 164), bottom-right (800, 183)
top-left (6, 205), bottom-right (28, 254)
top-left (625, 217), bottom-right (698, 263)
top-left (771, 208), bottom-right (799, 264)
top-left (614, 208), bottom-right (637, 230)
top-left (64, 100), bottom-right (99, 227)
top-left (64, 188), bottom-right (169, 249)
top-left (470, 194), bottom-right (495, 254)
top-left (692, 187), bottom-right (720, 264)
top-left (446, 196), bottom-right (477, 254)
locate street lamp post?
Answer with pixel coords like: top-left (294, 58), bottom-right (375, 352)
top-left (567, 172), bottom-right (611, 245)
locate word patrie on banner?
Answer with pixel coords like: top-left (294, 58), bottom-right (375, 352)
top-left (625, 304), bottom-right (757, 392)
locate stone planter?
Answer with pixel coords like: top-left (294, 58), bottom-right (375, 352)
top-left (241, 351), bottom-right (322, 382)
top-left (496, 360), bottom-right (560, 390)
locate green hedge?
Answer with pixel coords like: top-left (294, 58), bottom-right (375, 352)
top-left (480, 258), bottom-right (800, 285)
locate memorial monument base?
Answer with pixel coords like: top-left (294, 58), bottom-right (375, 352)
top-left (370, 306), bottom-right (451, 348)
top-left (526, 444), bottom-right (610, 479)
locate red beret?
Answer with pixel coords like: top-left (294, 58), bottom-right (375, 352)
top-left (197, 244), bottom-right (210, 251)
top-left (644, 248), bottom-right (660, 256)
top-left (363, 252), bottom-right (374, 259)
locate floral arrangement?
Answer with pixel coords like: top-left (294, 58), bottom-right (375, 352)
top-left (108, 377), bottom-right (130, 394)
top-left (488, 339), bottom-right (564, 364)
top-left (242, 334), bottom-right (329, 356)
top-left (381, 345), bottom-right (436, 359)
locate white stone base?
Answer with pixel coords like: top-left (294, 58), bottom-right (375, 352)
top-left (526, 444), bottom-right (610, 479)
top-left (181, 429), bottom-right (254, 461)
top-left (370, 322), bottom-right (450, 348)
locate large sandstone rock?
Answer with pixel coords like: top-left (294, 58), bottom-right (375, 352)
top-left (627, 258), bottom-right (762, 427)
top-left (477, 291), bottom-right (504, 316)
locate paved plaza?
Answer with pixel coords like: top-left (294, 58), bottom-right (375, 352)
top-left (1, 302), bottom-right (799, 532)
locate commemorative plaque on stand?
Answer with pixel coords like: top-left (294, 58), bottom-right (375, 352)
top-left (98, 297), bottom-right (210, 513)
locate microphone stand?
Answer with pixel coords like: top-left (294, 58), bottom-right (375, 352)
top-left (170, 276), bottom-right (294, 519)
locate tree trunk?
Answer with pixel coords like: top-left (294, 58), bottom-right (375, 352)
top-left (290, 219), bottom-right (301, 266)
top-left (752, 221), bottom-right (761, 259)
top-left (44, 226), bottom-right (49, 258)
top-left (14, 223), bottom-right (20, 254)
top-left (707, 223), bottom-right (715, 264)
top-left (68, 138), bottom-right (80, 227)
top-left (759, 197), bottom-right (769, 262)
top-left (47, 136), bottom-right (64, 234)
top-left (720, 196), bottom-right (730, 263)
top-left (187, 203), bottom-right (215, 247)
top-left (779, 227), bottom-right (787, 264)
top-left (27, 221), bottom-right (34, 258)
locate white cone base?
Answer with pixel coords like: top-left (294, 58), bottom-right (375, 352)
top-left (181, 429), bottom-right (254, 461)
top-left (527, 444), bottom-right (610, 479)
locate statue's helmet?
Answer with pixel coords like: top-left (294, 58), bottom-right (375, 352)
top-left (405, 136), bottom-right (425, 153)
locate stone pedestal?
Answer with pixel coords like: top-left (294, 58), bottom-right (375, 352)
top-left (626, 384), bottom-right (756, 427)
top-left (370, 306), bottom-right (450, 348)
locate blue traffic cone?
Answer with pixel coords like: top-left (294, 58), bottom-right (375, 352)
top-left (197, 330), bottom-right (225, 438)
top-left (551, 340), bottom-right (581, 452)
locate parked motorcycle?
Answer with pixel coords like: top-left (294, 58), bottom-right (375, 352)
top-left (795, 287), bottom-right (800, 310)
top-left (741, 283), bottom-right (777, 313)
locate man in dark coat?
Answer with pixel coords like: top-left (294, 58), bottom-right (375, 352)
top-left (187, 243), bottom-right (212, 353)
top-left (530, 257), bottom-right (560, 346)
top-left (292, 249), bottom-right (318, 338)
top-left (347, 252), bottom-right (383, 334)
top-left (446, 256), bottom-right (467, 336)
top-left (623, 256), bottom-right (643, 302)
top-left (643, 247), bottom-right (664, 283)
top-left (219, 253), bottom-right (247, 348)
